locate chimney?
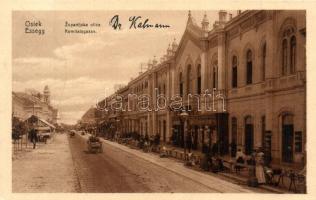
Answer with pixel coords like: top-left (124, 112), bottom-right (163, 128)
top-left (237, 10), bottom-right (242, 15)
top-left (229, 13), bottom-right (233, 20)
top-left (219, 10), bottom-right (227, 23)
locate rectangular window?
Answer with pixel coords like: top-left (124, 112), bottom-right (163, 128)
top-left (264, 133), bottom-right (271, 152)
top-left (197, 77), bottom-right (201, 94)
top-left (261, 116), bottom-right (266, 148)
top-left (295, 131), bottom-right (302, 153)
top-left (213, 69), bottom-right (217, 89)
top-left (232, 67), bottom-right (237, 88)
top-left (246, 62), bottom-right (252, 84)
top-left (180, 83), bottom-right (183, 97)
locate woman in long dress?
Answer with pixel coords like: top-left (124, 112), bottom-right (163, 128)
top-left (255, 149), bottom-right (266, 184)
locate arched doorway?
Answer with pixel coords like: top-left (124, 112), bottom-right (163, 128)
top-left (282, 114), bottom-right (294, 163)
top-left (244, 116), bottom-right (254, 155)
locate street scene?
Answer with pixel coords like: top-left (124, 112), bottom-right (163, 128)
top-left (13, 132), bottom-right (269, 193)
top-left (12, 10), bottom-right (306, 193)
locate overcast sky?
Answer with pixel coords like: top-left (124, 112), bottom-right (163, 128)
top-left (12, 10), bottom-right (235, 124)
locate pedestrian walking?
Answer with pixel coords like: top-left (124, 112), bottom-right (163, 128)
top-left (29, 126), bottom-right (38, 149)
top-left (255, 148), bottom-right (266, 184)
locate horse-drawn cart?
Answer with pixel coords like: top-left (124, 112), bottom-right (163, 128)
top-left (69, 130), bottom-right (76, 138)
top-left (87, 136), bottom-right (103, 153)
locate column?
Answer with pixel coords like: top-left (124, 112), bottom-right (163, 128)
top-left (201, 53), bottom-right (207, 92)
top-left (170, 64), bottom-right (175, 97)
top-left (166, 63), bottom-right (171, 141)
top-left (152, 72), bottom-right (157, 135)
top-left (217, 33), bottom-right (225, 90)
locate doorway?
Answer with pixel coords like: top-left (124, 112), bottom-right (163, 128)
top-left (231, 117), bottom-right (238, 157)
top-left (282, 114), bottom-right (294, 163)
top-left (244, 116), bottom-right (254, 155)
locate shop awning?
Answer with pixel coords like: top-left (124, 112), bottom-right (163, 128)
top-left (26, 115), bottom-right (56, 129)
top-left (38, 118), bottom-right (56, 129)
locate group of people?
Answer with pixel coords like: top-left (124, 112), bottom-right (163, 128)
top-left (235, 147), bottom-right (266, 184)
top-left (134, 133), bottom-right (161, 151)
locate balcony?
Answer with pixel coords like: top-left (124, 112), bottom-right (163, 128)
top-left (265, 71), bottom-right (306, 92)
top-left (228, 71), bottom-right (305, 99)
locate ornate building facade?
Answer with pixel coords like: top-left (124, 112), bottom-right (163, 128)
top-left (98, 10), bottom-right (306, 168)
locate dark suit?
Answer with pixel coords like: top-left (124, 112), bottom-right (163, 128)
top-left (29, 128), bottom-right (37, 149)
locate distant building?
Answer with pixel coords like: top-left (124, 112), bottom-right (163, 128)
top-left (79, 107), bottom-right (102, 127)
top-left (12, 85), bottom-right (58, 124)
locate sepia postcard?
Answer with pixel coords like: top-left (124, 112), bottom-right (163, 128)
top-left (0, 0), bottom-right (316, 200)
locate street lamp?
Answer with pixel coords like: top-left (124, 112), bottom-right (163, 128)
top-left (179, 110), bottom-right (189, 161)
top-left (205, 126), bottom-right (211, 156)
top-left (116, 118), bottom-right (120, 140)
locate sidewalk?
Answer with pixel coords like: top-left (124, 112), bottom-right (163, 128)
top-left (144, 143), bottom-right (301, 193)
top-left (87, 135), bottom-right (267, 193)
top-left (97, 136), bottom-right (295, 193)
top-left (12, 133), bottom-right (79, 192)
top-left (12, 135), bottom-right (53, 161)
top-left (159, 145), bottom-right (296, 193)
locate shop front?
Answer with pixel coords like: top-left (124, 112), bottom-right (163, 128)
top-left (171, 113), bottom-right (229, 155)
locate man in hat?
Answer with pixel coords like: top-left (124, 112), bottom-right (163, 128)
top-left (29, 124), bottom-right (38, 149)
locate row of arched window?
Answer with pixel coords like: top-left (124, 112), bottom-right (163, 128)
top-left (179, 64), bottom-right (202, 96)
top-left (231, 47), bottom-right (262, 88)
top-left (231, 28), bottom-right (297, 88)
top-left (178, 26), bottom-right (297, 92)
top-left (282, 27), bottom-right (296, 75)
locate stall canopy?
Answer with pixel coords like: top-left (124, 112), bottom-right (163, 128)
top-left (38, 118), bottom-right (56, 129)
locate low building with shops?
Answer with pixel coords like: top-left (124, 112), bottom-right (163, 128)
top-left (12, 85), bottom-right (58, 124)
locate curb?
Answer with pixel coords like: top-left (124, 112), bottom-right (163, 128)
top-left (81, 134), bottom-right (285, 193)
top-left (218, 171), bottom-right (289, 193)
top-left (98, 138), bottom-right (258, 193)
